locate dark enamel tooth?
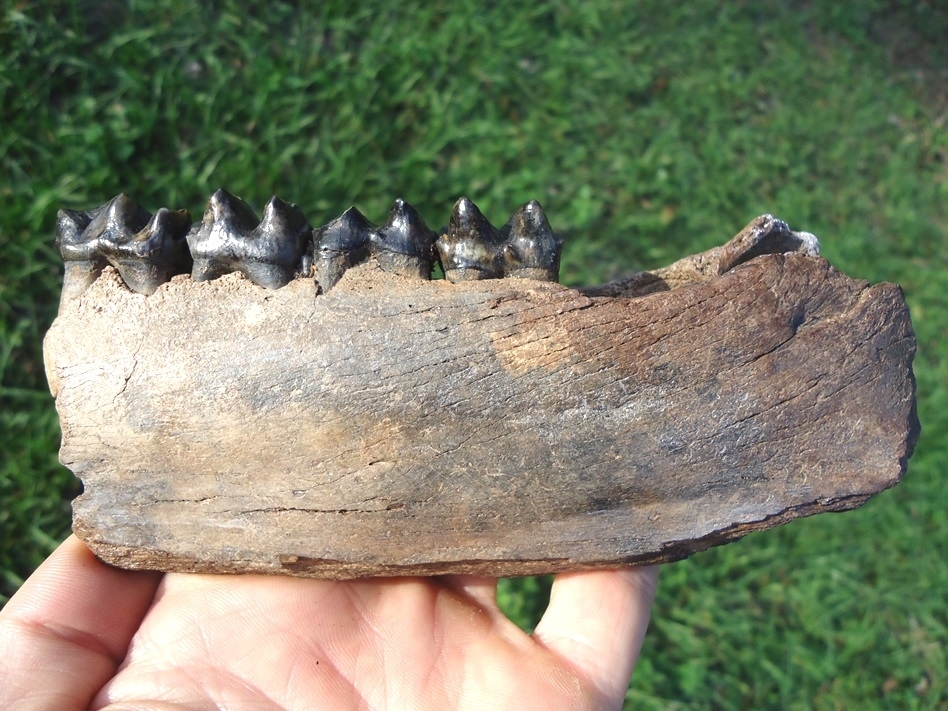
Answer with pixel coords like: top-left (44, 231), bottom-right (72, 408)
top-left (500, 200), bottom-right (563, 282)
top-left (56, 194), bottom-right (191, 304)
top-left (313, 206), bottom-right (374, 291)
top-left (56, 206), bottom-right (107, 305)
top-left (717, 214), bottom-right (821, 275)
top-left (252, 196), bottom-right (312, 287)
top-left (188, 189), bottom-right (263, 283)
top-left (370, 199), bottom-right (437, 279)
top-left (435, 197), bottom-right (504, 282)
top-left (98, 207), bottom-right (193, 295)
top-left (187, 189), bottom-right (311, 289)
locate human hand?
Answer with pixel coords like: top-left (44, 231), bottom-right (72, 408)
top-left (0, 536), bottom-right (657, 710)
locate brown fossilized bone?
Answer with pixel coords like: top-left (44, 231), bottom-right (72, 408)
top-left (44, 191), bottom-right (919, 578)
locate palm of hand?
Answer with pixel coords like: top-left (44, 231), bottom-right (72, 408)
top-left (1, 537), bottom-right (657, 710)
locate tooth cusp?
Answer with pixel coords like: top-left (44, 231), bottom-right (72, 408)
top-left (187, 189), bottom-right (311, 289)
top-left (370, 199), bottom-right (437, 280)
top-left (313, 206), bottom-right (374, 291)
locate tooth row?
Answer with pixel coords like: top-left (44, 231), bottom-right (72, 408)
top-left (56, 191), bottom-right (563, 301)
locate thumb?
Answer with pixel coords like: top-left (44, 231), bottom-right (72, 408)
top-left (532, 566), bottom-right (659, 707)
top-left (0, 536), bottom-right (161, 710)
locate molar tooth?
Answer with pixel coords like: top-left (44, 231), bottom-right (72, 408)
top-left (500, 200), bottom-right (563, 282)
top-left (313, 206), bottom-right (374, 291)
top-left (435, 197), bottom-right (504, 282)
top-left (97, 207), bottom-right (193, 295)
top-left (187, 189), bottom-right (311, 289)
top-left (56, 194), bottom-right (191, 305)
top-left (370, 199), bottom-right (437, 279)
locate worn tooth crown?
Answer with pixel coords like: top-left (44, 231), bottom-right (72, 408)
top-left (56, 193), bottom-right (192, 303)
top-left (369, 199), bottom-right (437, 279)
top-left (500, 200), bottom-right (562, 282)
top-left (187, 188), bottom-right (311, 289)
top-left (435, 197), bottom-right (505, 282)
top-left (313, 206), bottom-right (374, 291)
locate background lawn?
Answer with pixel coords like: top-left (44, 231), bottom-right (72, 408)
top-left (1, 1), bottom-right (946, 707)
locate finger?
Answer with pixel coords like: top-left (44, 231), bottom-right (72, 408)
top-left (0, 535), bottom-right (161, 710)
top-left (532, 566), bottom-right (659, 707)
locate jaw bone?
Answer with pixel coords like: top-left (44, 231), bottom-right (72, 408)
top-left (46, 189), bottom-right (918, 580)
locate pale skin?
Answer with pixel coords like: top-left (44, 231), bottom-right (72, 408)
top-left (0, 536), bottom-right (658, 710)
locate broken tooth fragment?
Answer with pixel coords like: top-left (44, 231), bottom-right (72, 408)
top-left (313, 206), bottom-right (374, 292)
top-left (187, 188), bottom-right (311, 289)
top-left (435, 196), bottom-right (505, 282)
top-left (369, 198), bottom-right (437, 280)
top-left (500, 200), bottom-right (563, 282)
top-left (717, 214), bottom-right (821, 275)
top-left (56, 193), bottom-right (191, 305)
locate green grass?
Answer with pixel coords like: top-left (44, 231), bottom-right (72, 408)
top-left (1, 1), bottom-right (946, 707)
